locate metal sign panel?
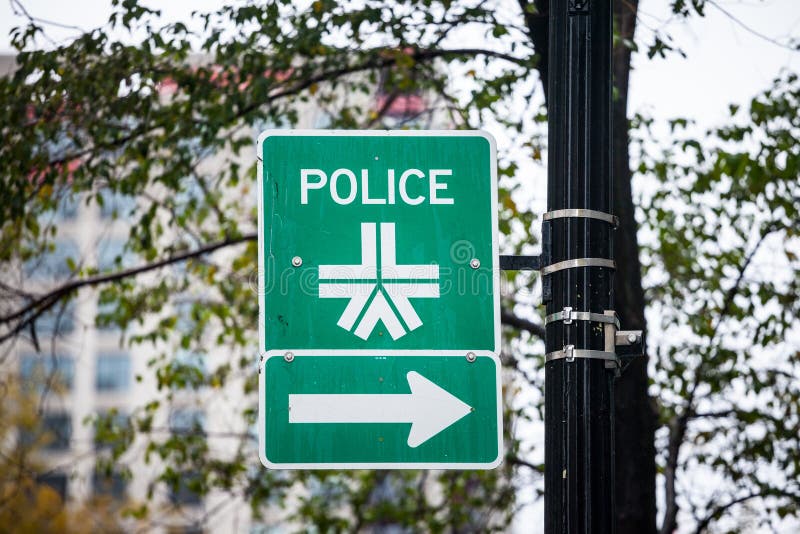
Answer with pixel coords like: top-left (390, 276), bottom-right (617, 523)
top-left (256, 130), bottom-right (501, 469)
top-left (258, 352), bottom-right (502, 469)
top-left (257, 130), bottom-right (500, 354)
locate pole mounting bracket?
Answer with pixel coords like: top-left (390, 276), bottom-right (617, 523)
top-left (603, 310), bottom-right (645, 373)
top-left (545, 310), bottom-right (645, 372)
top-left (499, 254), bottom-right (541, 271)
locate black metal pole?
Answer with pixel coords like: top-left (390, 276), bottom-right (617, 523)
top-left (544, 1), bottom-right (615, 533)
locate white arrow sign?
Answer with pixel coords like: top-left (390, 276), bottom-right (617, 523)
top-left (288, 371), bottom-right (472, 447)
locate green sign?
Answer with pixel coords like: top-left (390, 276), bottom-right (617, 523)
top-left (257, 131), bottom-right (499, 354)
top-left (258, 352), bottom-right (502, 469)
top-left (256, 130), bottom-right (502, 469)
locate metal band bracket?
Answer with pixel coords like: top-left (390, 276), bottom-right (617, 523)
top-left (542, 208), bottom-right (618, 227)
top-left (540, 258), bottom-right (616, 276)
top-left (499, 254), bottom-right (541, 271)
top-left (545, 345), bottom-right (619, 365)
top-left (545, 308), bottom-right (620, 329)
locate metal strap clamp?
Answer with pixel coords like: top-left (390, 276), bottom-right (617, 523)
top-left (545, 345), bottom-right (619, 365)
top-left (542, 208), bottom-right (618, 228)
top-left (545, 310), bottom-right (623, 368)
top-left (544, 310), bottom-right (643, 370)
top-left (545, 306), bottom-right (621, 329)
top-left (540, 258), bottom-right (616, 276)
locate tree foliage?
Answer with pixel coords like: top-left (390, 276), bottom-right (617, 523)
top-left (635, 72), bottom-right (800, 532)
top-left (0, 379), bottom-right (126, 533)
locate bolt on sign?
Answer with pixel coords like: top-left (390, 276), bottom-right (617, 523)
top-left (257, 130), bottom-right (502, 469)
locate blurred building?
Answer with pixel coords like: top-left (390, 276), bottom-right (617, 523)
top-left (2, 52), bottom-right (448, 532)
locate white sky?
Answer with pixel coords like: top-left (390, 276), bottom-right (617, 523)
top-left (631, 0), bottom-right (800, 129)
top-left (1, 1), bottom-right (798, 532)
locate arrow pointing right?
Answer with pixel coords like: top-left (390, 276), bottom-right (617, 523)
top-left (288, 371), bottom-right (473, 447)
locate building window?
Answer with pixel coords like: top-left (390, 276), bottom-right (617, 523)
top-left (95, 299), bottom-right (120, 331)
top-left (99, 190), bottom-right (136, 219)
top-left (36, 301), bottom-right (76, 336)
top-left (175, 301), bottom-right (199, 333)
top-left (53, 193), bottom-right (79, 222)
top-left (24, 238), bottom-right (80, 280)
top-left (175, 175), bottom-right (204, 210)
top-left (93, 469), bottom-right (127, 500)
top-left (97, 238), bottom-right (135, 272)
top-left (36, 472), bottom-right (68, 502)
top-left (169, 471), bottom-right (203, 506)
top-left (41, 412), bottom-right (72, 451)
top-left (20, 353), bottom-right (74, 392)
top-left (169, 409), bottom-right (205, 435)
top-left (96, 352), bottom-right (131, 392)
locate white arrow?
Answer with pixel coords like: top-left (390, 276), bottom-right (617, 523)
top-left (288, 371), bottom-right (472, 448)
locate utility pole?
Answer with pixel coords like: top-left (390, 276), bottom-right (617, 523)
top-left (488, 0), bottom-right (643, 526)
top-left (541, 0), bottom-right (639, 532)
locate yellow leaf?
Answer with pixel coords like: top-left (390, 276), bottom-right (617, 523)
top-left (206, 265), bottom-right (218, 283)
top-left (38, 184), bottom-right (53, 199)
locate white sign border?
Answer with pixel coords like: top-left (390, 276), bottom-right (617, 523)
top-left (257, 350), bottom-right (503, 470)
top-left (256, 129), bottom-right (501, 358)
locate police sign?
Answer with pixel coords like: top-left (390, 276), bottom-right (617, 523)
top-left (257, 130), bottom-right (501, 468)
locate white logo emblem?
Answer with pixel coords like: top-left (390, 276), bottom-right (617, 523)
top-left (319, 222), bottom-right (440, 340)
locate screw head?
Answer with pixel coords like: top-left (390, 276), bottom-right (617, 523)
top-left (466, 351), bottom-right (477, 362)
top-left (469, 258), bottom-right (481, 269)
top-left (284, 351), bottom-right (295, 362)
top-left (291, 256), bottom-right (303, 267)
top-left (627, 333), bottom-right (638, 344)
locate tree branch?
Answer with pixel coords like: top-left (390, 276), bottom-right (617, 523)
top-left (10, 0), bottom-right (86, 33)
top-left (660, 411), bottom-right (689, 534)
top-left (517, 0), bottom-right (549, 99)
top-left (692, 489), bottom-right (800, 534)
top-left (707, 0), bottom-right (799, 52)
top-left (249, 46), bottom-right (529, 117)
top-left (0, 232), bottom-right (257, 344)
top-left (508, 455), bottom-right (544, 473)
top-left (2, 230), bottom-right (544, 344)
top-left (23, 46), bottom-right (528, 177)
top-left (500, 308), bottom-right (545, 339)
top-left (659, 227), bottom-right (779, 534)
